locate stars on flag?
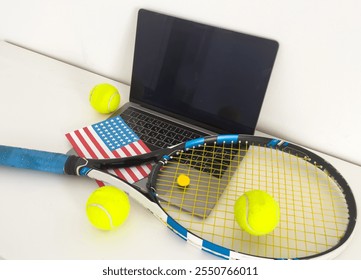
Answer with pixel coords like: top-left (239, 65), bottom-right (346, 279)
top-left (92, 117), bottom-right (139, 151)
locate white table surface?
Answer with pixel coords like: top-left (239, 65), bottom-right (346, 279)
top-left (0, 41), bottom-right (360, 260)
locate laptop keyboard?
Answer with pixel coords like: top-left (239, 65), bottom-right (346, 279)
top-left (120, 107), bottom-right (240, 179)
top-left (121, 107), bottom-right (206, 149)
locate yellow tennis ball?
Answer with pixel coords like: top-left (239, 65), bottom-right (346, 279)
top-left (86, 186), bottom-right (130, 231)
top-left (177, 174), bottom-right (190, 188)
top-left (89, 83), bottom-right (120, 114)
top-left (234, 190), bottom-right (280, 236)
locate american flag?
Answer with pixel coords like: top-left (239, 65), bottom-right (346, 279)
top-left (66, 116), bottom-right (152, 185)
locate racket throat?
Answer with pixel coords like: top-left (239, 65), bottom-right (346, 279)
top-left (86, 150), bottom-right (168, 169)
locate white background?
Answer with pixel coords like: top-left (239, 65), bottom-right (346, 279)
top-left (1, 41), bottom-right (360, 261)
top-left (0, 0), bottom-right (360, 165)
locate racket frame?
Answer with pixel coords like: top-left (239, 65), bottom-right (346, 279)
top-left (0, 134), bottom-right (357, 260)
top-left (73, 134), bottom-right (356, 259)
top-left (144, 135), bottom-right (357, 259)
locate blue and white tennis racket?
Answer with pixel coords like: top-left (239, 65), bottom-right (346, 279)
top-left (0, 134), bottom-right (356, 259)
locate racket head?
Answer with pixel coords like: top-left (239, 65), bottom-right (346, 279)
top-left (147, 134), bottom-right (357, 259)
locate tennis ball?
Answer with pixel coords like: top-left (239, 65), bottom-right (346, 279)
top-left (234, 190), bottom-right (280, 236)
top-left (89, 83), bottom-right (120, 114)
top-left (177, 174), bottom-right (190, 188)
top-left (86, 186), bottom-right (130, 231)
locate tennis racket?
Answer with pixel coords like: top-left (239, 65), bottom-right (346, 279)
top-left (0, 134), bottom-right (356, 259)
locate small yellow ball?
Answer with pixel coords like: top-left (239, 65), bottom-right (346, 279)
top-left (234, 190), bottom-right (280, 236)
top-left (177, 174), bottom-right (190, 188)
top-left (89, 83), bottom-right (120, 114)
top-left (86, 186), bottom-right (130, 231)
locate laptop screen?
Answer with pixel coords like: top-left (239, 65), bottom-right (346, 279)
top-left (130, 9), bottom-right (279, 135)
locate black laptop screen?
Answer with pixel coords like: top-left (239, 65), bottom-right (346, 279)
top-left (130, 9), bottom-right (279, 134)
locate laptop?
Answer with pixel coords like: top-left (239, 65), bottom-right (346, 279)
top-left (91, 9), bottom-right (279, 217)
top-left (112, 9), bottom-right (279, 151)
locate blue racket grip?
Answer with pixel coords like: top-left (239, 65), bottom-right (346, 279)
top-left (0, 145), bottom-right (69, 174)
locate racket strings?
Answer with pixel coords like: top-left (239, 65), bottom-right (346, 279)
top-left (155, 141), bottom-right (350, 259)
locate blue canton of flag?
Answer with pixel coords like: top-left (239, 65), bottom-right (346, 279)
top-left (92, 117), bottom-right (139, 151)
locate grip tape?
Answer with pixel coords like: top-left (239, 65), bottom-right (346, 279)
top-left (0, 145), bottom-right (69, 174)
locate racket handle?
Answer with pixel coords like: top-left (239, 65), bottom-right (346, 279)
top-left (0, 145), bottom-right (69, 174)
